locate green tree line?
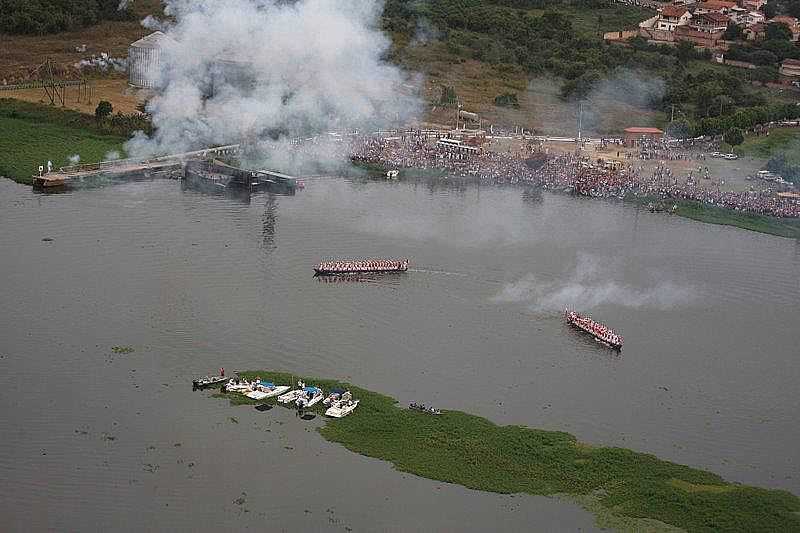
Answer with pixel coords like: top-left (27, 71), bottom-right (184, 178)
top-left (0, 0), bottom-right (133, 35)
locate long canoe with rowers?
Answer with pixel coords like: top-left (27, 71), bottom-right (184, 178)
top-left (314, 258), bottom-right (409, 275)
top-left (564, 309), bottom-right (623, 350)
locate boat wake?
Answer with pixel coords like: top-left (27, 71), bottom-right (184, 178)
top-left (491, 254), bottom-right (695, 311)
top-left (408, 268), bottom-right (469, 277)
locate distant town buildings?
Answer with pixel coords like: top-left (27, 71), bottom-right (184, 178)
top-left (623, 127), bottom-right (664, 146)
top-left (779, 58), bottom-right (800, 77)
top-left (609, 1), bottom-right (800, 81)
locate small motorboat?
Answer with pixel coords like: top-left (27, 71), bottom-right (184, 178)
top-left (223, 379), bottom-right (253, 393)
top-left (192, 375), bottom-right (227, 389)
top-left (295, 386), bottom-right (324, 408)
top-left (278, 381), bottom-right (309, 404)
top-left (245, 381), bottom-right (290, 400)
top-left (409, 402), bottom-right (442, 415)
top-left (325, 392), bottom-right (359, 418)
top-left (323, 387), bottom-right (348, 406)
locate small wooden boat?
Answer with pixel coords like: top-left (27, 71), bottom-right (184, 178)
top-left (192, 375), bottom-right (227, 389)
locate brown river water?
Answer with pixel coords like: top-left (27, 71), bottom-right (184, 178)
top-left (1, 176), bottom-right (798, 531)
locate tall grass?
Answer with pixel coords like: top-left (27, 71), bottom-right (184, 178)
top-left (0, 99), bottom-right (126, 184)
top-left (217, 371), bottom-right (800, 533)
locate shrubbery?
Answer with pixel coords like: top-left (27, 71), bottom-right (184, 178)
top-left (0, 0), bottom-right (133, 35)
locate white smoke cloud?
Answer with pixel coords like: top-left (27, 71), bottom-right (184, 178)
top-left (141, 15), bottom-right (167, 32)
top-left (118, 0), bottom-right (134, 11)
top-left (410, 18), bottom-right (440, 47)
top-left (492, 253), bottom-right (695, 311)
top-left (68, 154), bottom-right (81, 165)
top-left (74, 53), bottom-right (127, 73)
top-left (125, 0), bottom-right (422, 165)
top-left (104, 150), bottom-right (122, 161)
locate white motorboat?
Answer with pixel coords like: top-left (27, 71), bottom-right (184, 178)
top-left (224, 379), bottom-right (253, 393)
top-left (192, 375), bottom-right (227, 389)
top-left (277, 380), bottom-right (308, 404)
top-left (277, 389), bottom-right (303, 404)
top-left (325, 392), bottom-right (359, 418)
top-left (323, 388), bottom-right (348, 406)
top-left (295, 386), bottom-right (324, 408)
top-left (246, 390), bottom-right (270, 400)
top-left (245, 381), bottom-right (289, 400)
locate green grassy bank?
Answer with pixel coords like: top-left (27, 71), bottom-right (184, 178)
top-left (0, 99), bottom-right (126, 185)
top-left (733, 128), bottom-right (800, 163)
top-left (213, 371), bottom-right (800, 533)
top-left (628, 197), bottom-right (800, 239)
top-left (672, 200), bottom-right (800, 239)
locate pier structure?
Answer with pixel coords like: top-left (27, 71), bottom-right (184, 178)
top-left (33, 144), bottom-right (244, 188)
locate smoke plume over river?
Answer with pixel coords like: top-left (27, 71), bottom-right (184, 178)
top-left (126, 0), bottom-right (420, 167)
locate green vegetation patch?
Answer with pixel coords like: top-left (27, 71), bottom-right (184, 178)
top-left (110, 345), bottom-right (134, 354)
top-left (672, 200), bottom-right (800, 239)
top-left (214, 370), bottom-right (800, 533)
top-left (0, 99), bottom-right (126, 184)
top-left (735, 128), bottom-right (800, 164)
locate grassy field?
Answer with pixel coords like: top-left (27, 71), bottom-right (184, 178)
top-left (0, 99), bottom-right (125, 184)
top-left (213, 370), bottom-right (800, 533)
top-left (0, 0), bottom-right (164, 81)
top-left (523, 4), bottom-right (654, 36)
top-left (672, 200), bottom-right (800, 239)
top-left (734, 128), bottom-right (800, 163)
top-left (632, 197), bottom-right (800, 239)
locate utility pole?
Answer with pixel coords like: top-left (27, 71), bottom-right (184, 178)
top-left (577, 101), bottom-right (583, 142)
top-left (671, 104), bottom-right (675, 123)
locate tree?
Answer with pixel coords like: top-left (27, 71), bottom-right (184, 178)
top-left (766, 22), bottom-right (793, 42)
top-left (439, 86), bottom-right (457, 106)
top-left (666, 119), bottom-right (692, 139)
top-left (723, 23), bottom-right (743, 41)
top-left (723, 127), bottom-right (744, 147)
top-left (494, 92), bottom-right (520, 108)
top-left (762, 2), bottom-right (778, 19)
top-left (95, 100), bottom-right (113, 121)
top-left (676, 40), bottom-right (695, 63)
top-left (750, 66), bottom-right (779, 85)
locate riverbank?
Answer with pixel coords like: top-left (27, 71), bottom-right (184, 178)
top-left (213, 371), bottom-right (800, 533)
top-left (633, 197), bottom-right (800, 239)
top-left (674, 200), bottom-right (800, 239)
top-left (0, 99), bottom-right (127, 185)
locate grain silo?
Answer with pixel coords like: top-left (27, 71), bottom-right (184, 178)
top-left (128, 31), bottom-right (166, 89)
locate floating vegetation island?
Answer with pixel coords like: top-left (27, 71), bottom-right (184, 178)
top-left (211, 371), bottom-right (800, 533)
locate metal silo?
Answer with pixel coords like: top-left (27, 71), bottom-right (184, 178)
top-left (128, 31), bottom-right (166, 89)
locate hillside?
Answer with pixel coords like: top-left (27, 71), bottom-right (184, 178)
top-left (2, 0), bottom-right (799, 137)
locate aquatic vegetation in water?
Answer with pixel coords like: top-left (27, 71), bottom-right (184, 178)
top-left (209, 371), bottom-right (800, 533)
top-left (111, 346), bottom-right (134, 354)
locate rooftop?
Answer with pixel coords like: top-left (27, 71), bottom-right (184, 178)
top-left (695, 12), bottom-right (730, 23)
top-left (661, 6), bottom-right (689, 18)
top-left (130, 31), bottom-right (167, 49)
top-left (697, 0), bottom-right (737, 10)
top-left (624, 127), bottom-right (664, 134)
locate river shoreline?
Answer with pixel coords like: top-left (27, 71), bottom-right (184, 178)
top-left (212, 371), bottom-right (800, 533)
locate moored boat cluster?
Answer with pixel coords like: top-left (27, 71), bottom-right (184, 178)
top-left (195, 374), bottom-right (360, 418)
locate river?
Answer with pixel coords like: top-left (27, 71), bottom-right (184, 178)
top-left (1, 176), bottom-right (798, 531)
